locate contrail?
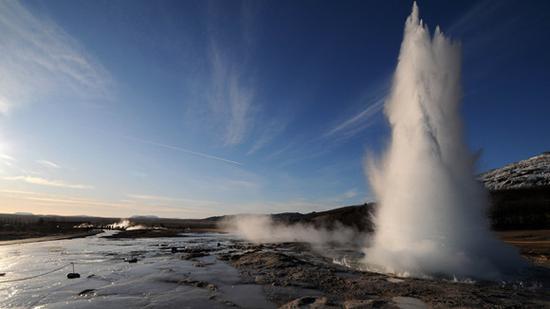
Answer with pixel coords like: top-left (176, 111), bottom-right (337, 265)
top-left (123, 135), bottom-right (243, 166)
top-left (85, 127), bottom-right (243, 166)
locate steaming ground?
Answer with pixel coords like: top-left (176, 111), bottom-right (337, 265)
top-left (363, 3), bottom-right (525, 280)
top-left (107, 219), bottom-right (166, 231)
top-left (222, 215), bottom-right (367, 247)
top-left (0, 227), bottom-right (550, 308)
top-left (1, 230), bottom-right (548, 308)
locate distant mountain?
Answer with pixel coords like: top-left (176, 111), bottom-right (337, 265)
top-left (481, 152), bottom-right (550, 190)
top-left (130, 215), bottom-right (160, 219)
top-left (204, 205), bottom-right (374, 232)
top-left (274, 205), bottom-right (374, 231)
top-left (265, 153), bottom-right (550, 231)
top-left (3, 153), bottom-right (547, 232)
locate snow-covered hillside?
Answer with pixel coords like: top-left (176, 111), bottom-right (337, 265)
top-left (481, 152), bottom-right (550, 191)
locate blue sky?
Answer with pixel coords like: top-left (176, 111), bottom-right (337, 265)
top-left (0, 0), bottom-right (549, 218)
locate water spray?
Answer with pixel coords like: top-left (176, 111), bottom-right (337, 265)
top-left (363, 2), bottom-right (525, 280)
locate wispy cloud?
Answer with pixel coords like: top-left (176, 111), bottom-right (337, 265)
top-left (130, 171), bottom-right (148, 178)
top-left (447, 0), bottom-right (504, 36)
top-left (0, 153), bottom-right (14, 162)
top-left (127, 194), bottom-right (179, 201)
top-left (85, 127), bottom-right (243, 166)
top-left (0, 190), bottom-right (117, 209)
top-left (0, 153), bottom-right (15, 166)
top-left (36, 160), bottom-right (61, 169)
top-left (194, 1), bottom-right (262, 147)
top-left (324, 99), bottom-right (384, 139)
top-left (213, 178), bottom-right (260, 192)
top-left (126, 193), bottom-right (226, 215)
top-left (208, 41), bottom-right (255, 146)
top-left (0, 1), bottom-right (112, 115)
top-left (127, 193), bottom-right (219, 206)
top-left (247, 120), bottom-right (287, 155)
top-left (342, 188), bottom-right (358, 199)
top-left (445, 0), bottom-right (542, 85)
top-left (4, 175), bottom-right (93, 189)
top-left (324, 78), bottom-right (389, 140)
top-left (0, 189), bottom-right (220, 218)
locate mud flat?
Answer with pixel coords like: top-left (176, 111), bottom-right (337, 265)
top-left (0, 232), bottom-right (275, 308)
top-left (101, 228), bottom-right (223, 239)
top-left (218, 241), bottom-right (550, 308)
top-left (2, 231), bottom-right (549, 308)
top-left (101, 229), bottom-right (187, 239)
top-left (97, 229), bottom-right (550, 307)
top-left (0, 230), bottom-right (102, 246)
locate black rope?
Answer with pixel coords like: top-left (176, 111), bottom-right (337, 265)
top-left (0, 264), bottom-right (71, 284)
top-left (73, 260), bottom-right (108, 265)
top-left (0, 258), bottom-right (128, 284)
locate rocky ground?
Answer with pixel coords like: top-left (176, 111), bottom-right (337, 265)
top-left (4, 229), bottom-right (548, 308)
top-left (215, 241), bottom-right (550, 308)
top-left (95, 229), bottom-right (550, 308)
top-left (481, 152), bottom-right (550, 191)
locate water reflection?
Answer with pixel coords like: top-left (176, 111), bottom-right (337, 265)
top-left (0, 231), bottom-right (275, 308)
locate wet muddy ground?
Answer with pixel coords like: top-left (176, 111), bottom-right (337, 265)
top-left (0, 231), bottom-right (274, 308)
top-left (1, 230), bottom-right (549, 308)
top-left (223, 241), bottom-right (550, 308)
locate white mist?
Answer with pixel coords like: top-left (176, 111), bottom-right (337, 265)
top-left (364, 3), bottom-right (524, 280)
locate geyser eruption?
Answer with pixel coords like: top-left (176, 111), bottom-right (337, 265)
top-left (364, 3), bottom-right (524, 280)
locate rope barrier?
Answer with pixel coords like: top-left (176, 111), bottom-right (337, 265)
top-left (73, 260), bottom-right (109, 265)
top-left (0, 264), bottom-right (71, 284)
top-left (0, 258), bottom-right (128, 284)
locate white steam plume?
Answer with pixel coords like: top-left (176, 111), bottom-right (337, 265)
top-left (363, 3), bottom-right (524, 280)
top-left (107, 219), bottom-right (161, 231)
top-left (222, 215), bottom-right (362, 247)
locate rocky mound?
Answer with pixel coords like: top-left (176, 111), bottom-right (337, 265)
top-left (480, 152), bottom-right (550, 230)
top-left (481, 152), bottom-right (550, 190)
top-left (271, 204), bottom-right (374, 232)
